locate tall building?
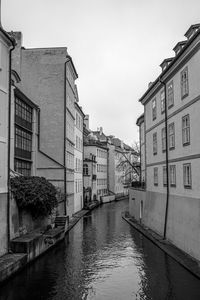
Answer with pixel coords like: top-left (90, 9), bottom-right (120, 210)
top-left (10, 32), bottom-right (79, 217)
top-left (0, 19), bottom-right (15, 255)
top-left (74, 102), bottom-right (84, 213)
top-left (131, 23), bottom-right (200, 261)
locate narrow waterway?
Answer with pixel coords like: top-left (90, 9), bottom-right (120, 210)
top-left (1, 199), bottom-right (200, 300)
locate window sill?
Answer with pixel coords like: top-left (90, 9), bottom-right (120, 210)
top-left (183, 142), bottom-right (190, 147)
top-left (168, 104), bottom-right (174, 109)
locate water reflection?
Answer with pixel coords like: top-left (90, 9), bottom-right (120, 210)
top-left (1, 200), bottom-right (200, 300)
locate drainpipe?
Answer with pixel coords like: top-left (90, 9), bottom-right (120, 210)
top-left (7, 42), bottom-right (15, 251)
top-left (159, 77), bottom-right (169, 240)
top-left (63, 60), bottom-right (70, 216)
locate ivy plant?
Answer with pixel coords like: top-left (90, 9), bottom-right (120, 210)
top-left (10, 176), bottom-right (58, 219)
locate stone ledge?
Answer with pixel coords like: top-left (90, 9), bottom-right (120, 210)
top-left (0, 253), bottom-right (27, 283)
top-left (122, 212), bottom-right (200, 279)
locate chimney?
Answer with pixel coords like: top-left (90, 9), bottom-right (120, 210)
top-left (8, 31), bottom-right (23, 78)
top-left (100, 127), bottom-right (103, 135)
top-left (84, 114), bottom-right (89, 130)
top-left (148, 82), bottom-right (153, 88)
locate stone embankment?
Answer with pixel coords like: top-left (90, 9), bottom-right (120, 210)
top-left (0, 202), bottom-right (100, 284)
top-left (122, 212), bottom-right (200, 279)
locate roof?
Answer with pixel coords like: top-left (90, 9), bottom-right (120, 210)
top-left (136, 113), bottom-right (144, 126)
top-left (139, 24), bottom-right (200, 104)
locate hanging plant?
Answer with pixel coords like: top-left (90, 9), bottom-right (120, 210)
top-left (10, 176), bottom-right (58, 219)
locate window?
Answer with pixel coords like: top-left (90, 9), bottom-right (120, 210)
top-left (170, 165), bottom-right (176, 186)
top-left (152, 98), bottom-right (157, 120)
top-left (182, 115), bottom-right (190, 145)
top-left (161, 127), bottom-right (166, 152)
top-left (154, 167), bottom-right (158, 186)
top-left (83, 164), bottom-right (88, 175)
top-left (14, 159), bottom-right (31, 176)
top-left (181, 66), bottom-right (189, 99)
top-left (160, 89), bottom-right (165, 114)
top-left (167, 81), bottom-right (174, 108)
top-left (14, 97), bottom-right (33, 176)
top-left (153, 132), bottom-right (157, 155)
top-left (183, 163), bottom-right (191, 188)
top-left (163, 166), bottom-right (167, 186)
top-left (168, 123), bottom-right (175, 149)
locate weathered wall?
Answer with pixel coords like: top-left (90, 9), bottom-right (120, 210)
top-left (129, 188), bottom-right (200, 261)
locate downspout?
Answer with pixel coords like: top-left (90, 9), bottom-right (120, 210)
top-left (63, 60), bottom-right (70, 215)
top-left (7, 42), bottom-right (15, 251)
top-left (159, 77), bottom-right (169, 240)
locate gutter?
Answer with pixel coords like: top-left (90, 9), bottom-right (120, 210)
top-left (159, 77), bottom-right (169, 240)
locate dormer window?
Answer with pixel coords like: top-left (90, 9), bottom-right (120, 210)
top-left (173, 41), bottom-right (187, 56)
top-left (160, 58), bottom-right (173, 72)
top-left (184, 24), bottom-right (200, 40)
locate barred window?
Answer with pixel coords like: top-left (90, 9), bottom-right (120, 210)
top-left (14, 159), bottom-right (31, 176)
top-left (15, 97), bottom-right (32, 130)
top-left (182, 115), bottom-right (190, 145)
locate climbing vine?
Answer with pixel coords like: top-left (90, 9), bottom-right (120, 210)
top-left (10, 176), bottom-right (58, 219)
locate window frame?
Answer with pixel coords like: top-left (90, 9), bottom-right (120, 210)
top-left (153, 132), bottom-right (157, 155)
top-left (167, 81), bottom-right (174, 109)
top-left (182, 114), bottom-right (190, 146)
top-left (168, 122), bottom-right (175, 150)
top-left (160, 89), bottom-right (165, 114)
top-left (169, 165), bottom-right (176, 187)
top-left (152, 98), bottom-right (157, 121)
top-left (163, 166), bottom-right (167, 186)
top-left (161, 127), bottom-right (166, 152)
top-left (183, 163), bottom-right (192, 189)
top-left (154, 167), bottom-right (158, 186)
top-left (181, 66), bottom-right (189, 99)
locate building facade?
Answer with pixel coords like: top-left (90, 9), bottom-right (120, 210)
top-left (74, 102), bottom-right (84, 213)
top-left (10, 32), bottom-right (79, 217)
top-left (130, 23), bottom-right (200, 261)
top-left (0, 26), bottom-right (14, 256)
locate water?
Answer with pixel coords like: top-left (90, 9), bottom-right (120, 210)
top-left (1, 199), bottom-right (200, 300)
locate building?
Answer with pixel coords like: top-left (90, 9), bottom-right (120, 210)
top-left (130, 23), bottom-right (200, 261)
top-left (10, 32), bottom-right (79, 217)
top-left (74, 102), bottom-right (84, 213)
top-left (0, 17), bottom-right (15, 256)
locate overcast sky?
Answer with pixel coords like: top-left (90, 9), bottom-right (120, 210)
top-left (3, 0), bottom-right (200, 145)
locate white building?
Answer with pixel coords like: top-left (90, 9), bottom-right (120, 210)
top-left (130, 23), bottom-right (200, 261)
top-left (74, 102), bottom-right (84, 213)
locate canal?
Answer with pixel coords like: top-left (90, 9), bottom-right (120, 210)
top-left (1, 199), bottom-right (200, 300)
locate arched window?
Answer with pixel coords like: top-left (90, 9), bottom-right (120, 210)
top-left (83, 164), bottom-right (88, 175)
